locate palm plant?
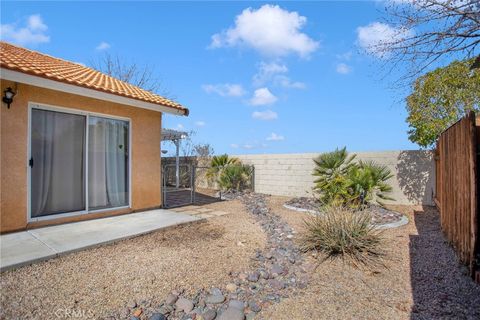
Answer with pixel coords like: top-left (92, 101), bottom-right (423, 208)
top-left (206, 154), bottom-right (240, 181)
top-left (217, 165), bottom-right (250, 191)
top-left (312, 148), bottom-right (394, 207)
top-left (313, 147), bottom-right (356, 205)
top-left (352, 161), bottom-right (394, 206)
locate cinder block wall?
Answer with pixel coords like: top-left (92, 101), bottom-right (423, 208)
top-left (234, 150), bottom-right (435, 205)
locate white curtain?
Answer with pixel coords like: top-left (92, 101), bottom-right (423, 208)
top-left (88, 117), bottom-right (128, 209)
top-left (31, 109), bottom-right (85, 217)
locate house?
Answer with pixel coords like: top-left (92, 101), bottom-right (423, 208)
top-left (0, 42), bottom-right (189, 233)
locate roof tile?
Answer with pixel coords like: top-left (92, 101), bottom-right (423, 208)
top-left (0, 41), bottom-right (188, 114)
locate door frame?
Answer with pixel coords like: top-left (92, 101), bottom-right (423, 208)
top-left (27, 102), bottom-right (132, 223)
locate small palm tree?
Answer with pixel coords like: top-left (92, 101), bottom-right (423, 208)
top-left (206, 154), bottom-right (240, 184)
top-left (313, 147), bottom-right (356, 205)
top-left (218, 165), bottom-right (250, 191)
top-left (348, 161), bottom-right (394, 206)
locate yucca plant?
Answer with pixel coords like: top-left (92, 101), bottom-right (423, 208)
top-left (312, 147), bottom-right (356, 205)
top-left (300, 206), bottom-right (386, 267)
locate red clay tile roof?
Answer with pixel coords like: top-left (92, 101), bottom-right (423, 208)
top-left (0, 41), bottom-right (188, 115)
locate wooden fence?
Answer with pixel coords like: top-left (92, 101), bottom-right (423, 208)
top-left (435, 111), bottom-right (479, 282)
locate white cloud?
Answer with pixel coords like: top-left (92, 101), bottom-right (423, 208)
top-left (253, 61), bottom-right (305, 89)
top-left (96, 41), bottom-right (111, 51)
top-left (195, 121), bottom-right (206, 127)
top-left (249, 88), bottom-right (278, 106)
top-left (230, 143), bottom-right (239, 149)
top-left (274, 75), bottom-right (306, 89)
top-left (242, 144), bottom-right (255, 150)
top-left (266, 132), bottom-right (285, 141)
top-left (210, 4), bottom-right (319, 58)
top-left (356, 22), bottom-right (413, 58)
top-left (202, 83), bottom-right (246, 97)
top-left (253, 61), bottom-right (288, 85)
top-left (336, 51), bottom-right (352, 61)
top-left (0, 14), bottom-right (50, 46)
top-left (252, 110), bottom-right (278, 120)
top-left (336, 63), bottom-right (352, 74)
top-left (176, 124), bottom-right (185, 130)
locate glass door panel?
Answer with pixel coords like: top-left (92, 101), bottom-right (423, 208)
top-left (88, 116), bottom-right (129, 210)
top-left (30, 108), bottom-right (86, 217)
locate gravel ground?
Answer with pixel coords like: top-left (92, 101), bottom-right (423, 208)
top-left (284, 197), bottom-right (405, 225)
top-left (0, 199), bottom-right (266, 320)
top-left (262, 196), bottom-right (480, 320)
top-left (2, 195), bottom-right (479, 320)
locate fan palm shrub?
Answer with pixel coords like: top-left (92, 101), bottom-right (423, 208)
top-left (206, 154), bottom-right (240, 182)
top-left (348, 161), bottom-right (394, 207)
top-left (217, 164), bottom-right (251, 191)
top-left (312, 147), bottom-right (356, 206)
top-left (312, 148), bottom-right (393, 207)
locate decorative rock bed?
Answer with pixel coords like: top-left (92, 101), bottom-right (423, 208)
top-left (284, 197), bottom-right (408, 229)
top-left (108, 192), bottom-right (312, 320)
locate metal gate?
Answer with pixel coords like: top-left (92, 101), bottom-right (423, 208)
top-left (162, 163), bottom-right (195, 208)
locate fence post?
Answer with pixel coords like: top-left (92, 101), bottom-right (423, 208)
top-left (251, 165), bottom-right (255, 193)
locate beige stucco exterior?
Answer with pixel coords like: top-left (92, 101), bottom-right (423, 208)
top-left (0, 80), bottom-right (163, 233)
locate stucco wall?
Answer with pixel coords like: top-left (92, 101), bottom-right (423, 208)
top-left (0, 81), bottom-right (162, 232)
top-left (234, 151), bottom-right (435, 205)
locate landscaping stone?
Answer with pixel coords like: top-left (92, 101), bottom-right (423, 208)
top-left (228, 300), bottom-right (244, 310)
top-left (201, 309), bottom-right (217, 320)
top-left (165, 293), bottom-right (178, 305)
top-left (217, 307), bottom-right (244, 320)
top-left (269, 279), bottom-right (286, 290)
top-left (133, 309), bottom-right (142, 317)
top-left (149, 313), bottom-right (166, 320)
top-left (175, 298), bottom-right (194, 313)
top-left (119, 192), bottom-right (309, 320)
top-left (271, 264), bottom-right (285, 276)
top-left (205, 294), bottom-right (225, 304)
top-left (247, 272), bottom-right (259, 282)
top-left (248, 300), bottom-right (261, 313)
top-left (284, 197), bottom-right (406, 227)
top-left (210, 288), bottom-right (222, 296)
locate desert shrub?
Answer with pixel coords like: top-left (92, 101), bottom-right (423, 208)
top-left (206, 154), bottom-right (252, 191)
top-left (312, 148), bottom-right (393, 207)
top-left (312, 147), bottom-right (356, 205)
top-left (348, 161), bottom-right (394, 207)
top-left (300, 207), bottom-right (385, 267)
top-left (206, 154), bottom-right (240, 182)
top-left (218, 164), bottom-right (251, 191)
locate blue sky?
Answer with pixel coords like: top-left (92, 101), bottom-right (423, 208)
top-left (1, 1), bottom-right (420, 155)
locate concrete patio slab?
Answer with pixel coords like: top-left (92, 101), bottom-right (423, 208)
top-left (0, 209), bottom-right (202, 272)
top-left (0, 232), bottom-right (57, 271)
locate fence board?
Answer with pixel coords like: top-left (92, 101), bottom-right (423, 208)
top-left (435, 111), bottom-right (479, 281)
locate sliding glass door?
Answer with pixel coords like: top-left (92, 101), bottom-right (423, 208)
top-left (30, 106), bottom-right (130, 219)
top-left (30, 109), bottom-right (86, 217)
top-left (88, 117), bottom-right (129, 210)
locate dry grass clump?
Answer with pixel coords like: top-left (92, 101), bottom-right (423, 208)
top-left (300, 206), bottom-right (386, 267)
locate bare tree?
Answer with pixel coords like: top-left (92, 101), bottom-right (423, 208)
top-left (373, 0), bottom-right (480, 80)
top-left (90, 53), bottom-right (173, 98)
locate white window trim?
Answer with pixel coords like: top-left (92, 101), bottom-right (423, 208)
top-left (27, 102), bottom-right (132, 223)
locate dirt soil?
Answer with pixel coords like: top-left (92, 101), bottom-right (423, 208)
top-left (1, 195), bottom-right (479, 320)
top-left (0, 199), bottom-right (266, 320)
top-left (262, 196), bottom-right (480, 320)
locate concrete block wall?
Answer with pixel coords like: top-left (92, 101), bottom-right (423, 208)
top-left (234, 150), bottom-right (435, 205)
